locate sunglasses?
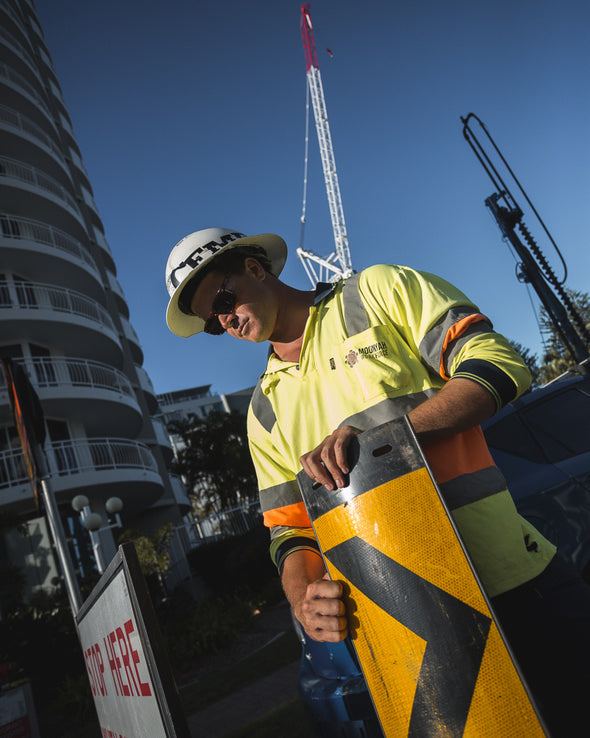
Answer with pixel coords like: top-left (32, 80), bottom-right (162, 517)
top-left (203, 276), bottom-right (238, 335)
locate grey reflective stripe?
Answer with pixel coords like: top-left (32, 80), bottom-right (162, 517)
top-left (339, 391), bottom-right (438, 431)
top-left (419, 307), bottom-right (489, 374)
top-left (270, 524), bottom-right (302, 541)
top-left (445, 321), bottom-right (494, 374)
top-left (260, 479), bottom-right (302, 512)
top-left (341, 272), bottom-right (370, 335)
top-left (440, 466), bottom-right (508, 510)
top-left (250, 380), bottom-right (276, 433)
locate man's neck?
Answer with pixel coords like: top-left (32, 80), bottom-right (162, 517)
top-left (269, 287), bottom-right (315, 362)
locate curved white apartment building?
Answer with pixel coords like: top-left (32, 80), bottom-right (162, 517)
top-left (0, 0), bottom-right (191, 604)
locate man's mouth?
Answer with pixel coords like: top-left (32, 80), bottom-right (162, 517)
top-left (237, 318), bottom-right (248, 337)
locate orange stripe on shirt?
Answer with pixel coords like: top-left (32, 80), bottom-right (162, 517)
top-left (424, 425), bottom-right (496, 484)
top-left (264, 429), bottom-right (496, 527)
top-left (439, 313), bottom-right (489, 380)
top-left (263, 501), bottom-right (311, 529)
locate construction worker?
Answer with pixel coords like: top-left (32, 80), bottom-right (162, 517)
top-left (165, 227), bottom-right (590, 737)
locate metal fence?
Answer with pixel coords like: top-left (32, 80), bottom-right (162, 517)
top-left (184, 499), bottom-right (263, 546)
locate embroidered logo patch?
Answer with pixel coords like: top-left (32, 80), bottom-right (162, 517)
top-left (329, 357), bottom-right (336, 370)
top-left (345, 350), bottom-right (358, 367)
top-left (345, 341), bottom-right (389, 367)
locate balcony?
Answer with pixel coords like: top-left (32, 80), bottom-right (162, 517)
top-left (0, 155), bottom-right (85, 235)
top-left (120, 316), bottom-right (144, 365)
top-left (0, 279), bottom-right (123, 365)
top-left (0, 61), bottom-right (54, 127)
top-left (0, 27), bottom-right (41, 86)
top-left (0, 438), bottom-right (164, 517)
top-left (0, 103), bottom-right (70, 181)
top-left (106, 269), bottom-right (129, 317)
top-left (91, 226), bottom-right (116, 273)
top-left (0, 213), bottom-right (103, 300)
top-left (147, 417), bottom-right (174, 464)
top-left (150, 473), bottom-right (191, 515)
top-left (0, 357), bottom-right (143, 436)
top-left (134, 363), bottom-right (158, 413)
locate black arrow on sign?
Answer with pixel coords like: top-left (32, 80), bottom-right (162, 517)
top-left (324, 536), bottom-right (492, 737)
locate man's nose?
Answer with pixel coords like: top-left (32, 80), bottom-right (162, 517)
top-left (218, 311), bottom-right (237, 330)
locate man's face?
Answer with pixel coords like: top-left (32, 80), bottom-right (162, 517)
top-left (191, 261), bottom-right (277, 343)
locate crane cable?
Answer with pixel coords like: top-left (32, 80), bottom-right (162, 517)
top-left (299, 78), bottom-right (311, 251)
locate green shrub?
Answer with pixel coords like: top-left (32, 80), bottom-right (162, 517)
top-left (186, 527), bottom-right (277, 596)
top-left (161, 593), bottom-right (254, 672)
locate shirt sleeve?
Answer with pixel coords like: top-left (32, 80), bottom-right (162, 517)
top-left (359, 265), bottom-right (531, 409)
top-left (247, 383), bottom-right (316, 570)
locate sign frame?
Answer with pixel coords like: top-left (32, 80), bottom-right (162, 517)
top-left (75, 542), bottom-right (189, 738)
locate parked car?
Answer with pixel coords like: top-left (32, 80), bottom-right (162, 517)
top-left (482, 370), bottom-right (590, 582)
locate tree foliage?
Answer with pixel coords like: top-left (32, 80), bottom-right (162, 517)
top-left (537, 289), bottom-right (590, 384)
top-left (118, 522), bottom-right (173, 583)
top-left (168, 409), bottom-right (258, 515)
top-left (508, 340), bottom-right (541, 389)
top-left (510, 289), bottom-right (590, 386)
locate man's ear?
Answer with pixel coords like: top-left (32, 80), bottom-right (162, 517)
top-left (244, 256), bottom-right (267, 280)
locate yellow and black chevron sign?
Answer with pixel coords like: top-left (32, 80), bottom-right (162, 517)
top-left (297, 417), bottom-right (547, 738)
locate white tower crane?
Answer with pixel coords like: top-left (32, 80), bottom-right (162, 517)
top-left (298, 3), bottom-right (354, 285)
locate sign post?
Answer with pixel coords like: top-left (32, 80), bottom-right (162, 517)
top-left (76, 542), bottom-right (190, 738)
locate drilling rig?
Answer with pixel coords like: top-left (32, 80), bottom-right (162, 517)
top-left (297, 3), bottom-right (354, 285)
top-left (462, 113), bottom-right (590, 369)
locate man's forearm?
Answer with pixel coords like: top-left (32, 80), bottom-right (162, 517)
top-left (281, 548), bottom-right (326, 621)
top-left (407, 377), bottom-right (497, 445)
top-left (281, 548), bottom-right (348, 642)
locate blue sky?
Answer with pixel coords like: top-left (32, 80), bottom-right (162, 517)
top-left (36, 0), bottom-right (590, 396)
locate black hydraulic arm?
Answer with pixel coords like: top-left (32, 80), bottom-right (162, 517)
top-left (461, 113), bottom-right (590, 364)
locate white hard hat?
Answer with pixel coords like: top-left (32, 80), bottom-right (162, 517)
top-left (165, 227), bottom-right (287, 337)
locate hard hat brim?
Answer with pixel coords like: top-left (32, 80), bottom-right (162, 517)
top-left (166, 233), bottom-right (287, 337)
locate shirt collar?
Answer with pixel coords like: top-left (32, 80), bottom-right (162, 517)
top-left (313, 281), bottom-right (335, 304)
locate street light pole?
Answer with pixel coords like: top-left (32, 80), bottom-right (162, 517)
top-left (72, 495), bottom-right (124, 575)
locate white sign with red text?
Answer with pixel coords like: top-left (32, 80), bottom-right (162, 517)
top-left (76, 568), bottom-right (167, 738)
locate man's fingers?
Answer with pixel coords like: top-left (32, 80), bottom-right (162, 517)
top-left (300, 426), bottom-right (360, 490)
top-left (299, 577), bottom-right (348, 642)
top-left (307, 578), bottom-right (343, 601)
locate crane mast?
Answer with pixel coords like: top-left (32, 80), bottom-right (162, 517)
top-left (298, 3), bottom-right (353, 285)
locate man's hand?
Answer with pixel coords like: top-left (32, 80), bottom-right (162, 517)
top-left (281, 550), bottom-right (348, 643)
top-left (300, 425), bottom-right (360, 490)
top-left (296, 575), bottom-right (348, 643)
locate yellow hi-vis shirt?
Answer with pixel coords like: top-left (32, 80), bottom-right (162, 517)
top-left (247, 264), bottom-right (556, 597)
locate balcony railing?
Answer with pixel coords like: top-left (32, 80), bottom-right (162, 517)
top-left (0, 357), bottom-right (134, 397)
top-left (0, 438), bottom-right (158, 490)
top-left (0, 279), bottom-right (116, 332)
top-left (0, 103), bottom-right (62, 158)
top-left (0, 1), bottom-right (28, 35)
top-left (0, 213), bottom-right (97, 270)
top-left (0, 155), bottom-right (79, 213)
top-left (0, 61), bottom-right (50, 115)
top-left (0, 26), bottom-right (37, 73)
